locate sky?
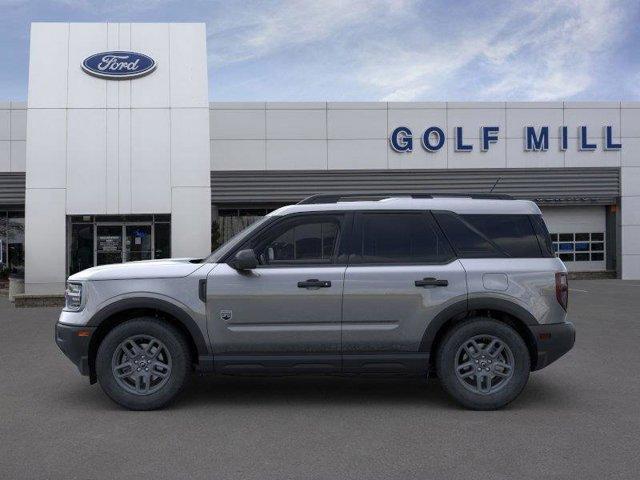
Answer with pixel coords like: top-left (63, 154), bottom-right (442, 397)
top-left (1, 0), bottom-right (639, 102)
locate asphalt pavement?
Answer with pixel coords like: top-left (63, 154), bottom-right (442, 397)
top-left (1, 279), bottom-right (639, 479)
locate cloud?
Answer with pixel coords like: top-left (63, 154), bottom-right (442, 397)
top-left (206, 0), bottom-right (633, 101)
top-left (207, 0), bottom-right (413, 66)
top-left (358, 0), bottom-right (629, 101)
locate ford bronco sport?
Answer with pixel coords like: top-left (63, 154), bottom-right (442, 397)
top-left (56, 194), bottom-right (575, 410)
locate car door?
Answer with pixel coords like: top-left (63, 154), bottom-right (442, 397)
top-left (341, 211), bottom-right (467, 373)
top-left (206, 212), bottom-right (348, 373)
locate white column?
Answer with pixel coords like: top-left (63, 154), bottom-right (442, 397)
top-left (621, 104), bottom-right (640, 279)
top-left (25, 189), bottom-right (66, 294)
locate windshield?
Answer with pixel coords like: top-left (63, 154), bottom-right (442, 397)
top-left (206, 216), bottom-right (273, 263)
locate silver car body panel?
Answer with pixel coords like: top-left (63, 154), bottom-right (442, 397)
top-left (342, 261), bottom-right (467, 352)
top-left (206, 263), bottom-right (346, 353)
top-left (270, 198), bottom-right (542, 217)
top-left (59, 263), bottom-right (215, 331)
top-left (68, 258), bottom-right (204, 282)
top-left (461, 257), bottom-right (568, 325)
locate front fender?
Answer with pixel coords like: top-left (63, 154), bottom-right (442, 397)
top-left (87, 295), bottom-right (210, 357)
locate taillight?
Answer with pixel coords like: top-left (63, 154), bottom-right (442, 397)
top-left (555, 272), bottom-right (568, 311)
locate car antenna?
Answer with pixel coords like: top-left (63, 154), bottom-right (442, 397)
top-left (489, 176), bottom-right (502, 193)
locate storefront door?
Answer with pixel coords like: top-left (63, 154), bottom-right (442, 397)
top-left (95, 224), bottom-right (153, 266)
top-left (68, 215), bottom-right (171, 275)
top-left (125, 225), bottom-right (152, 262)
top-left (96, 225), bottom-right (124, 266)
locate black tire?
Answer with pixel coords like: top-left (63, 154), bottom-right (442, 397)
top-left (436, 318), bottom-right (530, 410)
top-left (96, 317), bottom-right (191, 410)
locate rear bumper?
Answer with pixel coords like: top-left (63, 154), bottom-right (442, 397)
top-left (530, 321), bottom-right (576, 370)
top-left (55, 322), bottom-right (96, 376)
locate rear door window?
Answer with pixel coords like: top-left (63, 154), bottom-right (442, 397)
top-left (352, 212), bottom-right (454, 264)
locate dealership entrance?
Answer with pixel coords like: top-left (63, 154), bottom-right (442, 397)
top-left (67, 215), bottom-right (171, 275)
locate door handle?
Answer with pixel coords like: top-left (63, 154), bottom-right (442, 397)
top-left (297, 279), bottom-right (332, 289)
top-left (415, 277), bottom-right (448, 287)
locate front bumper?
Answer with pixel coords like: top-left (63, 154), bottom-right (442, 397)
top-left (530, 321), bottom-right (576, 370)
top-left (55, 322), bottom-right (96, 376)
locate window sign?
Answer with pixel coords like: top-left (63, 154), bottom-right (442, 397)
top-left (98, 235), bottom-right (121, 253)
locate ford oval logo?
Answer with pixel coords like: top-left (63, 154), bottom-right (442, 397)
top-left (82, 51), bottom-right (156, 80)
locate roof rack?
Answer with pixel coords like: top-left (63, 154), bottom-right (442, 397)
top-left (297, 192), bottom-right (514, 205)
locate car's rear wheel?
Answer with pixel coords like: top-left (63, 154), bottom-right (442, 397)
top-left (96, 318), bottom-right (190, 410)
top-left (436, 318), bottom-right (530, 410)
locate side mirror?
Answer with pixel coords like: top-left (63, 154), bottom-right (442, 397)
top-left (230, 249), bottom-right (258, 270)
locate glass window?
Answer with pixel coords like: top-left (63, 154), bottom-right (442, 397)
top-left (0, 212), bottom-right (7, 278)
top-left (69, 224), bottom-right (94, 275)
top-left (154, 223), bottom-right (171, 259)
top-left (68, 215), bottom-right (172, 275)
top-left (550, 231), bottom-right (606, 263)
top-left (461, 214), bottom-right (542, 258)
top-left (355, 212), bottom-right (453, 264)
top-left (530, 215), bottom-right (554, 257)
top-left (433, 212), bottom-right (501, 258)
top-left (7, 212), bottom-right (24, 275)
top-left (125, 225), bottom-right (152, 262)
top-left (248, 215), bottom-right (341, 265)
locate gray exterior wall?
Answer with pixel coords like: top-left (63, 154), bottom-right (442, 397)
top-left (210, 168), bottom-right (620, 205)
top-left (0, 101), bottom-right (26, 172)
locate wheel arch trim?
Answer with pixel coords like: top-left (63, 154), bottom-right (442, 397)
top-left (87, 297), bottom-right (209, 357)
top-left (419, 297), bottom-right (539, 353)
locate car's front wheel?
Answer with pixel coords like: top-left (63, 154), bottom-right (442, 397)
top-left (96, 318), bottom-right (191, 410)
top-left (436, 318), bottom-right (530, 410)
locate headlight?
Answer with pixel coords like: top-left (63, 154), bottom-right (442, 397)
top-left (64, 282), bottom-right (84, 311)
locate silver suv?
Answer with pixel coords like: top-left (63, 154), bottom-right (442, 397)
top-left (56, 194), bottom-right (575, 410)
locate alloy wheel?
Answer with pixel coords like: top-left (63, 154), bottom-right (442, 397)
top-left (454, 334), bottom-right (515, 395)
top-left (111, 335), bottom-right (173, 395)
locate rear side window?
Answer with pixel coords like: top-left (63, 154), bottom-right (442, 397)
top-left (432, 212), bottom-right (501, 258)
top-left (530, 215), bottom-right (555, 257)
top-left (434, 212), bottom-right (545, 258)
top-left (353, 212), bottom-right (453, 264)
top-left (461, 214), bottom-right (542, 258)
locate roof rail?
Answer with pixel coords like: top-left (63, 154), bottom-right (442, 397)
top-left (297, 192), bottom-right (514, 204)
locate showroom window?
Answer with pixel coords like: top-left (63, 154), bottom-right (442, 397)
top-left (0, 210), bottom-right (25, 279)
top-left (212, 206), bottom-right (282, 250)
top-left (550, 232), bottom-right (605, 262)
top-left (68, 215), bottom-right (171, 275)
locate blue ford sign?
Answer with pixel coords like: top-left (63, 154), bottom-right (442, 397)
top-left (82, 51), bottom-right (156, 80)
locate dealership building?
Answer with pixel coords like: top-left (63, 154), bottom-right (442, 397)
top-left (1, 22), bottom-right (640, 295)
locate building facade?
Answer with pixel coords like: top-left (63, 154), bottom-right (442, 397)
top-left (1, 22), bottom-right (639, 294)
